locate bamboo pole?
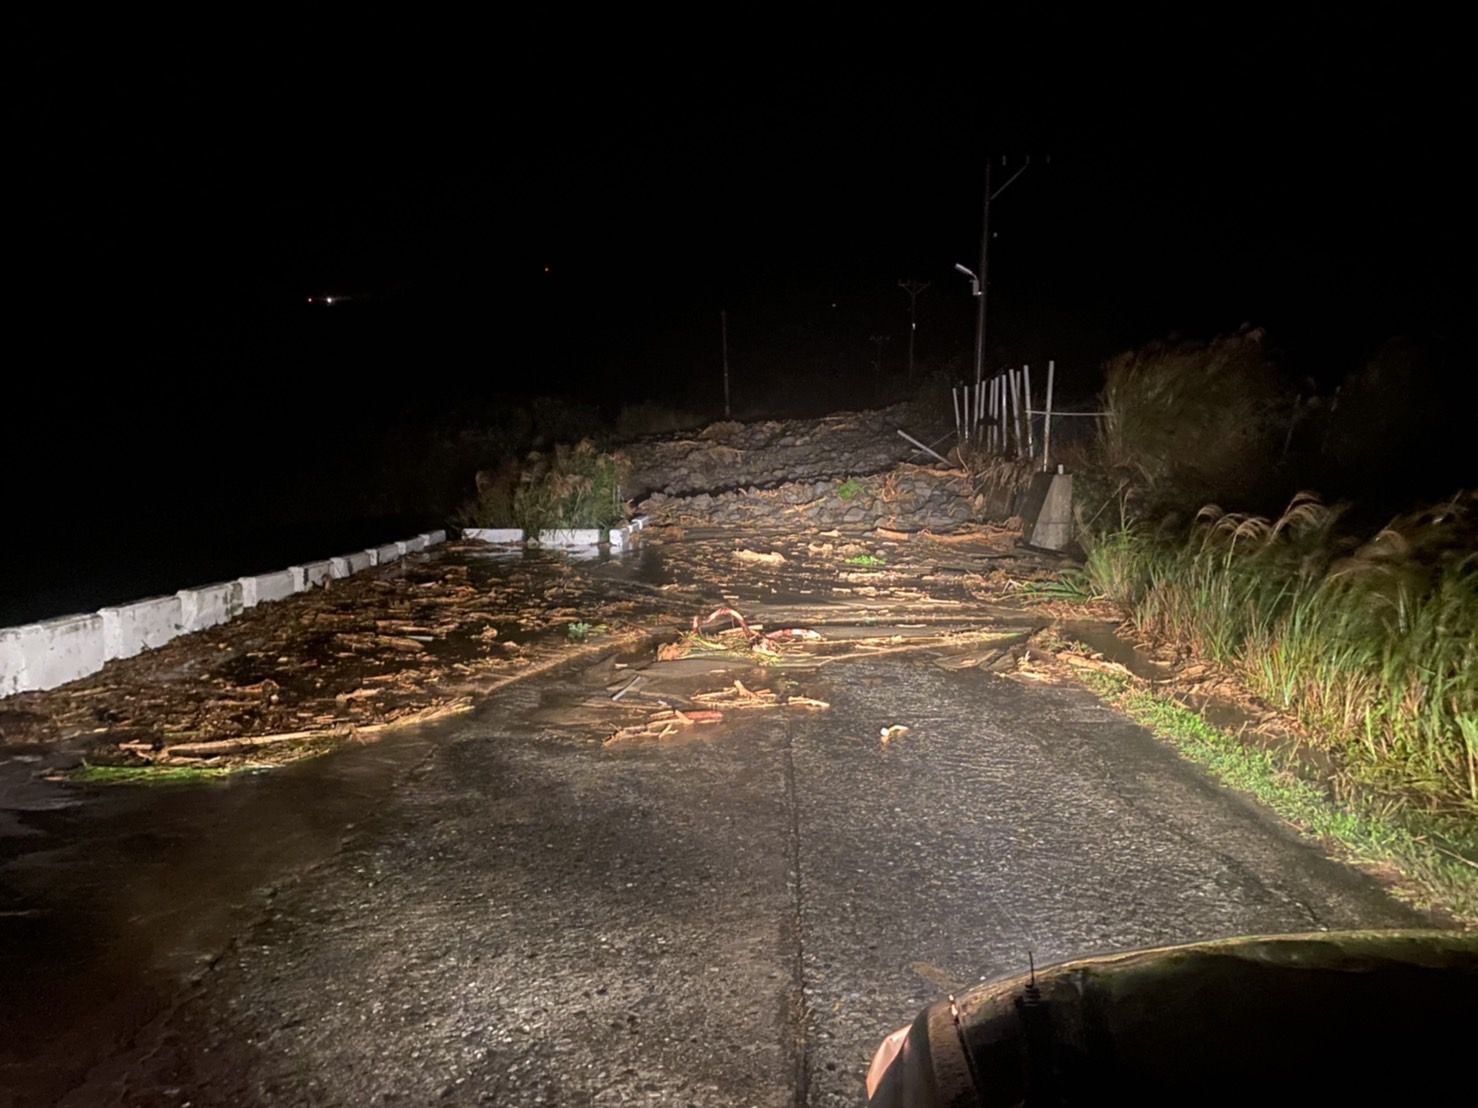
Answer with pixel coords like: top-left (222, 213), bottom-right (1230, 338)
top-left (1042, 360), bottom-right (1055, 471)
top-left (986, 376), bottom-right (996, 452)
top-left (1006, 369), bottom-right (1016, 456)
top-left (996, 374), bottom-right (1006, 454)
top-left (1010, 368), bottom-right (1025, 458)
top-left (1023, 363), bottom-right (1035, 461)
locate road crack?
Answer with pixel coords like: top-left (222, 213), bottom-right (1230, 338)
top-left (781, 713), bottom-right (811, 1107)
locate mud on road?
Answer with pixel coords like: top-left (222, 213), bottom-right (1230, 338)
top-left (0, 528), bottom-right (1431, 1105)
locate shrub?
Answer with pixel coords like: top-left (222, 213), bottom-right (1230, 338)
top-left (454, 440), bottom-right (629, 532)
top-left (512, 441), bottom-right (629, 532)
top-left (1101, 330), bottom-right (1292, 514)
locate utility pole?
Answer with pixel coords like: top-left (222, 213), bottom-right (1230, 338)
top-left (966, 156), bottom-right (1036, 391)
top-left (897, 278), bottom-right (930, 381)
top-left (720, 308), bottom-right (730, 418)
top-left (868, 334), bottom-right (890, 397)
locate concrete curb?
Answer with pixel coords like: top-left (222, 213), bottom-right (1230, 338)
top-left (100, 595), bottom-right (183, 660)
top-left (460, 525), bottom-right (642, 554)
top-left (0, 530), bottom-right (447, 698)
top-left (239, 569), bottom-right (297, 608)
top-left (2, 614), bottom-right (106, 694)
top-left (178, 581), bottom-right (244, 632)
top-left (462, 528), bottom-right (524, 544)
top-left (537, 528), bottom-right (602, 548)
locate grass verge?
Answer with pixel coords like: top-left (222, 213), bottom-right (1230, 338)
top-left (1081, 668), bottom-right (1478, 924)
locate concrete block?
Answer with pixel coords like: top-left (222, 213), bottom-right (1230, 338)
top-left (538, 529), bottom-right (602, 548)
top-left (7, 614), bottom-right (106, 692)
top-left (608, 525), bottom-right (634, 553)
top-left (630, 515), bottom-right (648, 531)
top-left (1, 629), bottom-right (24, 697)
top-left (400, 535), bottom-right (428, 554)
top-left (177, 581), bottom-right (244, 632)
top-left (100, 595), bottom-right (182, 660)
top-left (328, 556), bottom-right (353, 579)
top-left (425, 529), bottom-right (447, 546)
top-left (239, 569), bottom-right (297, 608)
top-left (463, 528), bottom-right (524, 544)
top-left (1027, 473), bottom-right (1074, 551)
top-left (338, 550), bottom-right (373, 576)
top-left (291, 560), bottom-right (334, 591)
top-left (373, 543), bottom-right (401, 566)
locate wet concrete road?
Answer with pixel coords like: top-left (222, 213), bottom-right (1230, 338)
top-left (26, 646), bottom-right (1421, 1106)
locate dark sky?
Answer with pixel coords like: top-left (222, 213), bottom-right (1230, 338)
top-left (4, 8), bottom-right (1474, 595)
top-left (11, 11), bottom-right (1473, 391)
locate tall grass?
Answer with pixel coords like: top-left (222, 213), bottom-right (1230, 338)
top-left (1084, 491), bottom-right (1478, 811)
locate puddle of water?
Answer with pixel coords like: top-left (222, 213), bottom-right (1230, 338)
top-left (1060, 620), bottom-right (1173, 680)
top-left (0, 723), bottom-right (444, 1105)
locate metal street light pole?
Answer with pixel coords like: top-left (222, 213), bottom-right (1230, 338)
top-left (968, 156), bottom-right (1034, 392)
top-left (972, 159), bottom-right (992, 393)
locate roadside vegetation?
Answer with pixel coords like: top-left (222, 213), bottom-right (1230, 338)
top-left (455, 440), bottom-right (629, 532)
top-left (1051, 329), bottom-right (1478, 914)
top-left (1083, 493), bottom-right (1478, 813)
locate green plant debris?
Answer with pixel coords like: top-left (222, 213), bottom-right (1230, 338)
top-left (70, 762), bottom-right (240, 786)
top-left (1081, 669), bottom-right (1478, 923)
top-left (1021, 568), bottom-right (1096, 601)
top-left (835, 478), bottom-right (863, 501)
top-left (844, 553), bottom-right (887, 567)
top-left (566, 621), bottom-right (609, 642)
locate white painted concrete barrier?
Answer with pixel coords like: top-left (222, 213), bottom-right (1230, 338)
top-left (609, 524), bottom-right (633, 552)
top-left (463, 528), bottom-right (524, 543)
top-left (178, 581), bottom-right (244, 632)
top-left (100, 595), bottom-right (182, 660)
top-left (290, 560), bottom-right (334, 591)
top-left (1, 629), bottom-right (26, 697)
top-left (239, 569), bottom-right (298, 608)
top-left (538, 528), bottom-right (602, 548)
top-left (5, 614), bottom-right (106, 693)
top-left (0, 530), bottom-right (447, 698)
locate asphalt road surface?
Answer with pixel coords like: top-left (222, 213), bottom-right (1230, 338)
top-left (22, 644), bottom-right (1420, 1106)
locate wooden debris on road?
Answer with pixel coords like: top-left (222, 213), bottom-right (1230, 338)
top-left (734, 549), bottom-right (787, 566)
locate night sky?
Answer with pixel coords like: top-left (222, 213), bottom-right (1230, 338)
top-left (5, 10), bottom-right (1474, 617)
